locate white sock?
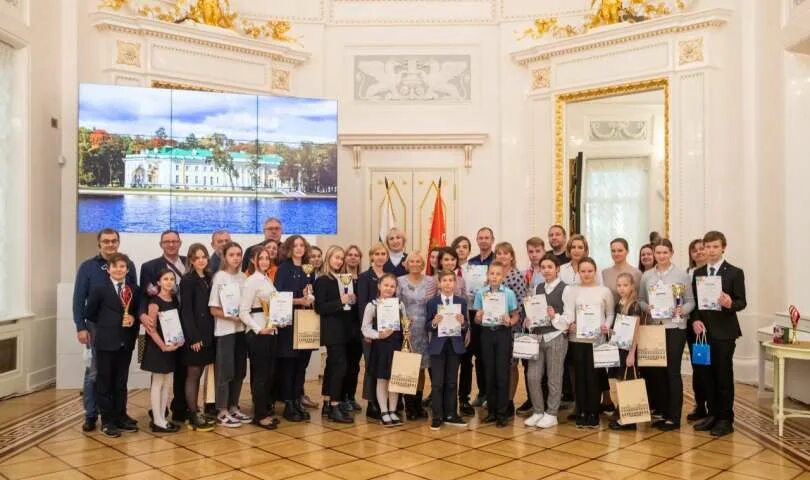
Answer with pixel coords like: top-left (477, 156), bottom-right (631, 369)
top-left (150, 373), bottom-right (169, 428)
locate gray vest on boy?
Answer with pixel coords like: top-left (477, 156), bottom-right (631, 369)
top-left (534, 281), bottom-right (567, 334)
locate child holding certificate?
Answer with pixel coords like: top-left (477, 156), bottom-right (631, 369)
top-left (239, 248), bottom-right (282, 430)
top-left (524, 254), bottom-right (572, 429)
top-left (638, 239), bottom-right (694, 431)
top-left (608, 272), bottom-right (646, 430)
top-left (425, 271), bottom-right (469, 430)
top-left (473, 261), bottom-right (519, 427)
top-left (567, 257), bottom-right (614, 429)
top-left (690, 231), bottom-right (746, 438)
top-left (142, 269), bottom-right (184, 433)
top-left (361, 273), bottom-right (407, 427)
top-left (208, 242), bottom-right (249, 428)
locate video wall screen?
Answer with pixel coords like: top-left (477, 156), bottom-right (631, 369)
top-left (77, 83), bottom-right (338, 234)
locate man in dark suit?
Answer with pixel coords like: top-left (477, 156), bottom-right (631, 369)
top-left (85, 253), bottom-right (140, 438)
top-left (691, 230), bottom-right (746, 437)
top-left (138, 229), bottom-right (188, 422)
top-left (425, 271), bottom-right (470, 430)
top-left (208, 229), bottom-right (231, 272)
top-left (242, 217), bottom-right (283, 271)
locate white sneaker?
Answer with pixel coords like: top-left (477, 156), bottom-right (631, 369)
top-left (524, 413), bottom-right (545, 427)
top-left (536, 413), bottom-right (559, 429)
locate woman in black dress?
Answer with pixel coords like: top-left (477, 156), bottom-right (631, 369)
top-left (275, 235), bottom-right (316, 422)
top-left (142, 268), bottom-right (184, 433)
top-left (179, 243), bottom-right (216, 431)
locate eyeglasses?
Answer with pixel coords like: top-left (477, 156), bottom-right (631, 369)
top-left (99, 239), bottom-right (119, 245)
top-left (162, 240), bottom-right (181, 245)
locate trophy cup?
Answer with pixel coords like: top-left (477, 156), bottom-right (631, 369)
top-left (671, 283), bottom-right (686, 324)
top-left (302, 264), bottom-right (315, 301)
top-left (259, 294), bottom-right (273, 329)
top-left (401, 313), bottom-right (411, 353)
top-left (120, 285), bottom-right (134, 327)
top-left (789, 304), bottom-right (801, 344)
top-left (338, 274), bottom-right (352, 311)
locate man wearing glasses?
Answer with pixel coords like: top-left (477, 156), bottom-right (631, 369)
top-left (138, 229), bottom-right (188, 423)
top-left (72, 228), bottom-right (137, 432)
top-left (242, 217), bottom-right (283, 271)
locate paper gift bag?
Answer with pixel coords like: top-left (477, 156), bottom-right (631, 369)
top-left (637, 325), bottom-right (667, 367)
top-left (293, 309), bottom-right (321, 350)
top-left (616, 368), bottom-right (651, 425)
top-left (389, 350), bottom-right (422, 395)
top-left (691, 332), bottom-right (711, 366)
top-left (512, 334), bottom-right (540, 360)
top-left (593, 342), bottom-right (620, 369)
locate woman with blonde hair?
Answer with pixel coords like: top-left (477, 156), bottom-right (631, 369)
top-left (383, 228), bottom-right (408, 277)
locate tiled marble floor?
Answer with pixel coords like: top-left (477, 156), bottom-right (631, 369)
top-left (0, 381), bottom-right (807, 480)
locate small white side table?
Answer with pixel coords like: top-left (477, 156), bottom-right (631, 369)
top-left (764, 342), bottom-right (810, 437)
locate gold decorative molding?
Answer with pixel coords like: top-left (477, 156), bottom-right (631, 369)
top-left (678, 37), bottom-right (704, 65)
top-left (115, 40), bottom-right (141, 67)
top-left (512, 8), bottom-right (730, 66)
top-left (150, 80), bottom-right (223, 92)
top-left (531, 67), bottom-right (551, 90)
top-left (553, 78), bottom-right (670, 236)
top-left (340, 133), bottom-right (488, 170)
top-left (271, 69), bottom-right (290, 91)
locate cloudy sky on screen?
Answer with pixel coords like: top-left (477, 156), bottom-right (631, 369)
top-left (78, 83), bottom-right (337, 145)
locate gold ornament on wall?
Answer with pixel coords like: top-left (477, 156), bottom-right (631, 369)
top-left (678, 37), bottom-right (704, 65)
top-left (531, 67), bottom-right (550, 90)
top-left (115, 40), bottom-right (141, 67)
top-left (98, 0), bottom-right (300, 45)
top-left (272, 69), bottom-right (291, 91)
top-left (517, 0), bottom-right (690, 42)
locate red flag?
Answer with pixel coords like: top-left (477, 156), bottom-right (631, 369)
top-left (428, 178), bottom-right (446, 252)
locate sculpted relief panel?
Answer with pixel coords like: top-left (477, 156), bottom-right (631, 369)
top-left (354, 54), bottom-right (471, 103)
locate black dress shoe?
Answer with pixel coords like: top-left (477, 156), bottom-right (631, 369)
top-left (82, 419), bottom-right (97, 432)
top-left (686, 408), bottom-right (708, 422)
top-left (294, 400), bottom-right (311, 420)
top-left (328, 405), bottom-right (354, 424)
top-left (101, 424), bottom-right (121, 438)
top-left (366, 403), bottom-right (382, 420)
top-left (121, 415), bottom-right (138, 427)
top-left (694, 416), bottom-right (716, 431)
top-left (655, 419), bottom-right (680, 431)
top-left (459, 402), bottom-right (475, 417)
top-left (283, 401), bottom-right (303, 422)
top-left (482, 414), bottom-right (497, 424)
top-left (710, 420), bottom-right (734, 437)
top-left (609, 419), bottom-right (636, 430)
top-left (115, 421), bottom-right (139, 433)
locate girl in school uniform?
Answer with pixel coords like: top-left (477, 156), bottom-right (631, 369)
top-left (239, 248), bottom-right (281, 430)
top-left (208, 241), bottom-right (249, 428)
top-left (638, 239), bottom-right (695, 431)
top-left (315, 246), bottom-right (355, 424)
top-left (362, 273), bottom-right (407, 427)
top-left (494, 242), bottom-right (529, 417)
top-left (275, 235), bottom-right (317, 422)
top-left (397, 252), bottom-right (436, 420)
top-left (524, 254), bottom-right (571, 429)
top-left (608, 272), bottom-right (646, 430)
top-left (357, 243), bottom-right (390, 420)
top-left (342, 244), bottom-right (364, 411)
top-left (179, 244), bottom-right (216, 432)
top-left (566, 257), bottom-right (614, 428)
top-left (142, 268), bottom-right (184, 433)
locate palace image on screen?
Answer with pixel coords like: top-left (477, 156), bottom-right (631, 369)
top-left (77, 83), bottom-right (338, 234)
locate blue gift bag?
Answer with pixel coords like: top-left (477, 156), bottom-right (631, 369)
top-left (691, 332), bottom-right (711, 366)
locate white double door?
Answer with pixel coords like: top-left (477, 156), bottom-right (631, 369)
top-left (368, 169), bottom-right (456, 254)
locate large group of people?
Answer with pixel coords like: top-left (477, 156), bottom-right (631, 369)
top-left (72, 217), bottom-right (746, 439)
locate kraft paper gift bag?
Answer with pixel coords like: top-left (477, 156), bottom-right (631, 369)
top-left (293, 309), bottom-right (321, 350)
top-left (637, 324), bottom-right (667, 367)
top-left (204, 365), bottom-right (216, 404)
top-left (616, 368), bottom-right (652, 425)
top-left (389, 350), bottom-right (422, 395)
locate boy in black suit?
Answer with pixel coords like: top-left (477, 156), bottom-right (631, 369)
top-left (691, 231), bottom-right (746, 437)
top-left (426, 271), bottom-right (469, 430)
top-left (86, 253), bottom-right (140, 438)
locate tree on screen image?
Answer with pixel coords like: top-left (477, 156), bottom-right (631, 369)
top-left (78, 127), bottom-right (127, 187)
top-left (275, 142), bottom-right (337, 194)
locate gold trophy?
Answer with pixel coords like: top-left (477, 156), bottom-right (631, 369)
top-left (338, 273), bottom-right (353, 311)
top-left (401, 313), bottom-right (411, 353)
top-left (671, 283), bottom-right (686, 324)
top-left (120, 285), bottom-right (134, 327)
top-left (259, 294), bottom-right (273, 329)
top-left (302, 263), bottom-right (315, 300)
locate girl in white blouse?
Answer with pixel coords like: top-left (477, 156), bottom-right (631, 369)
top-left (239, 248), bottom-right (281, 429)
top-left (565, 257), bottom-right (614, 429)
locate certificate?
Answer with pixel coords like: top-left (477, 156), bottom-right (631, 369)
top-left (158, 309), bottom-right (185, 345)
top-left (482, 291), bottom-right (506, 327)
top-left (219, 283), bottom-right (240, 318)
top-left (464, 265), bottom-right (488, 297)
top-left (438, 304), bottom-right (462, 337)
top-left (523, 294), bottom-right (549, 328)
top-left (376, 298), bottom-right (401, 331)
top-left (610, 314), bottom-right (638, 350)
top-left (270, 291), bottom-right (293, 327)
top-left (648, 282), bottom-right (675, 319)
top-left (576, 304), bottom-right (602, 340)
top-left (697, 276), bottom-right (722, 311)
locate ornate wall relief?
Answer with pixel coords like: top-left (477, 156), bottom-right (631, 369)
top-left (589, 120), bottom-right (649, 142)
top-left (531, 67), bottom-right (550, 89)
top-left (354, 54), bottom-right (471, 103)
top-left (678, 37), bottom-right (704, 65)
top-left (116, 40), bottom-right (141, 67)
